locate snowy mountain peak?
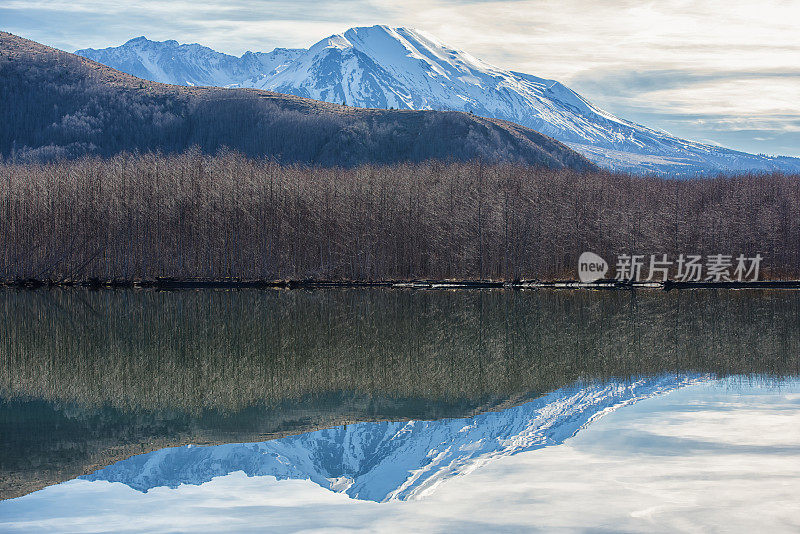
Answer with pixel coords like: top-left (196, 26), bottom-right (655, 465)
top-left (313, 33), bottom-right (352, 52)
top-left (75, 28), bottom-right (800, 175)
top-left (122, 36), bottom-right (180, 49)
top-left (76, 37), bottom-right (304, 88)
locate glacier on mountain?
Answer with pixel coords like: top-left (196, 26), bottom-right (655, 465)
top-left (81, 375), bottom-right (705, 502)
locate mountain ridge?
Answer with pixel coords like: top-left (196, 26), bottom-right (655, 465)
top-left (76, 26), bottom-right (800, 176)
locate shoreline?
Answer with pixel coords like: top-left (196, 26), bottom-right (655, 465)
top-left (3, 278), bottom-right (800, 291)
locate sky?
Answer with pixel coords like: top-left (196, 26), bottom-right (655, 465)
top-left (2, 380), bottom-right (800, 532)
top-left (2, 0), bottom-right (799, 156)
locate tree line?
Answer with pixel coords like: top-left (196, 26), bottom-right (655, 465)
top-left (1, 151), bottom-right (797, 281)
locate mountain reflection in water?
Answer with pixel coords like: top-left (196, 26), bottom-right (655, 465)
top-left (81, 375), bottom-right (702, 502)
top-left (1, 288), bottom-right (799, 500)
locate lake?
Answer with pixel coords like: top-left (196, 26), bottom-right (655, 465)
top-left (1, 289), bottom-right (799, 532)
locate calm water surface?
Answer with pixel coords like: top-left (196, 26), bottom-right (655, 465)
top-left (1, 289), bottom-right (799, 532)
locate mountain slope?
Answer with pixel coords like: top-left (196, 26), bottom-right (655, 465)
top-left (0, 32), bottom-right (593, 170)
top-left (77, 26), bottom-right (800, 176)
top-left (83, 375), bottom-right (703, 502)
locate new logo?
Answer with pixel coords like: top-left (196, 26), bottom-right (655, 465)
top-left (578, 252), bottom-right (608, 283)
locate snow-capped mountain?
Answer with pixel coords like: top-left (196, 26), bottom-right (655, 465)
top-left (82, 375), bottom-right (704, 502)
top-left (76, 36), bottom-right (304, 88)
top-left (75, 27), bottom-right (800, 176)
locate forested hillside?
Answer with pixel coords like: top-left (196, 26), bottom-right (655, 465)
top-left (0, 32), bottom-right (593, 169)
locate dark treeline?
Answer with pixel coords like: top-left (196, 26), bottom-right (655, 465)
top-left (1, 152), bottom-right (798, 280)
top-left (0, 31), bottom-right (591, 170)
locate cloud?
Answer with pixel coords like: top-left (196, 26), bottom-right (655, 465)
top-left (0, 1), bottom-right (389, 52)
top-left (565, 69), bottom-right (800, 153)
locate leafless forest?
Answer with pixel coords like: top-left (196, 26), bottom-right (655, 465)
top-left (1, 151), bottom-right (798, 281)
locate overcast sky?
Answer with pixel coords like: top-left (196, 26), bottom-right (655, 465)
top-left (3, 0), bottom-right (798, 156)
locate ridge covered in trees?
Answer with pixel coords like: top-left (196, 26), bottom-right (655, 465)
top-left (0, 32), bottom-right (593, 170)
top-left (1, 152), bottom-right (798, 281)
